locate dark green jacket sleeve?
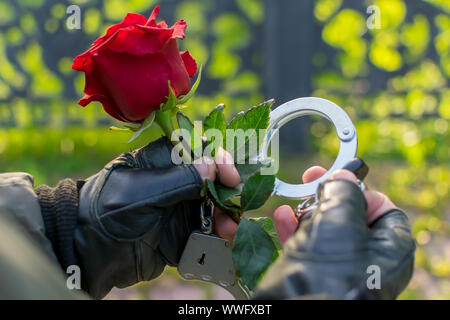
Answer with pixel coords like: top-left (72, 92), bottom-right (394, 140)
top-left (0, 172), bottom-right (57, 262)
top-left (0, 172), bottom-right (86, 299)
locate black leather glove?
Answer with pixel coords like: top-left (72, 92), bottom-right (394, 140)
top-left (36, 137), bottom-right (204, 299)
top-left (254, 179), bottom-right (416, 300)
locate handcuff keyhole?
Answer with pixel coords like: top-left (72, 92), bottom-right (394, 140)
top-left (198, 252), bottom-right (206, 265)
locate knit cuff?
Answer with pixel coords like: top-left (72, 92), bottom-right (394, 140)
top-left (35, 179), bottom-right (80, 271)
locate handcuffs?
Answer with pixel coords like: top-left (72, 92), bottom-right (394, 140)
top-left (177, 97), bottom-right (368, 300)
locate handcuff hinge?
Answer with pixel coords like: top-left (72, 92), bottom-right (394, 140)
top-left (200, 198), bottom-right (214, 234)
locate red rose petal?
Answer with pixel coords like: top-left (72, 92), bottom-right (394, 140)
top-left (92, 13), bottom-right (147, 47)
top-left (180, 51), bottom-right (197, 77)
top-left (157, 20), bottom-right (168, 28)
top-left (77, 55), bottom-right (133, 122)
top-left (72, 55), bottom-right (86, 71)
top-left (105, 18), bottom-right (186, 56)
top-left (72, 13), bottom-right (147, 71)
top-left (88, 50), bottom-right (179, 122)
top-left (79, 94), bottom-right (129, 123)
top-left (171, 19), bottom-right (187, 40)
top-left (72, 6), bottom-right (196, 124)
top-left (107, 26), bottom-right (174, 55)
top-left (145, 6), bottom-right (160, 26)
top-left (73, 7), bottom-right (188, 60)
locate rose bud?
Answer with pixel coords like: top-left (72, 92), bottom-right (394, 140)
top-left (72, 6), bottom-right (197, 123)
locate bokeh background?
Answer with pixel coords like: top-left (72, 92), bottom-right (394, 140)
top-left (0, 0), bottom-right (449, 299)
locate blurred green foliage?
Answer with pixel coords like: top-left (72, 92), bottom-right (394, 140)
top-left (0, 0), bottom-right (449, 299)
top-left (311, 0), bottom-right (450, 300)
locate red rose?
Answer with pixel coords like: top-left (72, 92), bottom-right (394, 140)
top-left (72, 6), bottom-right (197, 123)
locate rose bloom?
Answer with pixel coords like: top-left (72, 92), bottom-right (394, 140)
top-left (72, 6), bottom-right (197, 123)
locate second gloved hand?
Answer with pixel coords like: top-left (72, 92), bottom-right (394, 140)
top-left (254, 174), bottom-right (416, 299)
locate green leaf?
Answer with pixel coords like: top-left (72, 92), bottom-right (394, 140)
top-left (127, 112), bottom-right (156, 143)
top-left (198, 102), bottom-right (274, 224)
top-left (177, 111), bottom-right (194, 132)
top-left (207, 179), bottom-right (241, 213)
top-left (109, 126), bottom-right (131, 132)
top-left (204, 104), bottom-right (226, 155)
top-left (204, 104), bottom-right (226, 133)
top-left (245, 99), bottom-right (273, 132)
top-left (211, 161), bottom-right (266, 206)
top-left (215, 183), bottom-right (242, 202)
top-left (200, 181), bottom-right (209, 197)
top-left (226, 99), bottom-right (273, 160)
top-left (177, 64), bottom-right (203, 105)
top-left (227, 110), bottom-right (245, 131)
top-left (257, 247), bottom-right (279, 283)
top-left (232, 218), bottom-right (277, 290)
top-left (210, 162), bottom-right (265, 206)
top-left (235, 162), bottom-right (264, 182)
top-left (160, 81), bottom-right (178, 112)
top-left (250, 217), bottom-right (282, 251)
top-left (227, 100), bottom-right (272, 131)
top-left (176, 112), bottom-right (203, 157)
top-left (123, 123), bottom-right (141, 130)
top-left (172, 104), bottom-right (189, 117)
top-left (241, 172), bottom-right (275, 211)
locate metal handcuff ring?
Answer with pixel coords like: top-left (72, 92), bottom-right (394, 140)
top-left (258, 97), bottom-right (360, 215)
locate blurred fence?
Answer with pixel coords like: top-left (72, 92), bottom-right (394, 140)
top-left (0, 0), bottom-right (266, 127)
top-left (0, 0), bottom-right (449, 150)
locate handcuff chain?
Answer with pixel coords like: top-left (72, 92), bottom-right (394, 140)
top-left (295, 197), bottom-right (318, 220)
top-left (200, 198), bottom-right (214, 234)
top-left (295, 179), bottom-right (366, 221)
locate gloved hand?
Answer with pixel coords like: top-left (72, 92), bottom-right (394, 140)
top-left (36, 136), bottom-right (240, 299)
top-left (254, 172), bottom-right (416, 300)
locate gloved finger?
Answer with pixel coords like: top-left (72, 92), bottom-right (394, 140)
top-left (214, 208), bottom-right (237, 241)
top-left (367, 209), bottom-right (415, 298)
top-left (329, 169), bottom-right (359, 183)
top-left (302, 178), bottom-right (368, 255)
top-left (103, 165), bottom-right (204, 210)
top-left (368, 209), bottom-right (414, 251)
top-left (327, 169), bottom-right (399, 227)
top-left (215, 147), bottom-right (241, 188)
top-left (328, 168), bottom-right (368, 221)
top-left (133, 136), bottom-right (176, 168)
top-left (364, 190), bottom-right (397, 225)
top-left (273, 205), bottom-right (298, 246)
top-left (158, 200), bottom-right (202, 266)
